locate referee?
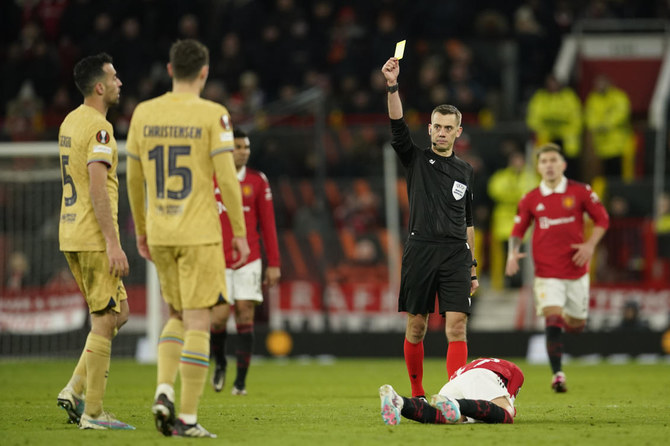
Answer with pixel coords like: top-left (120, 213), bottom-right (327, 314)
top-left (382, 56), bottom-right (479, 399)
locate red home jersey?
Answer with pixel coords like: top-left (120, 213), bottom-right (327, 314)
top-left (451, 358), bottom-right (525, 398)
top-left (215, 166), bottom-right (280, 269)
top-left (511, 177), bottom-right (609, 279)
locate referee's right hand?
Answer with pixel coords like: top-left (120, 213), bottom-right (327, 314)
top-left (382, 58), bottom-right (399, 85)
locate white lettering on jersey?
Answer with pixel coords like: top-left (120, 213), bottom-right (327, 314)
top-left (452, 181), bottom-right (466, 200)
top-left (93, 145), bottom-right (112, 154)
top-left (538, 215), bottom-right (576, 229)
top-left (219, 132), bottom-right (234, 142)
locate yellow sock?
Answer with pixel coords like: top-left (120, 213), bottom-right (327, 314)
top-left (69, 349), bottom-right (87, 395)
top-left (157, 318), bottom-right (184, 387)
top-left (179, 330), bottom-right (210, 417)
top-left (84, 333), bottom-right (111, 416)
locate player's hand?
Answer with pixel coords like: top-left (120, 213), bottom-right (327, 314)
top-left (381, 57), bottom-right (400, 84)
top-left (230, 236), bottom-right (250, 269)
top-left (264, 266), bottom-right (281, 287)
top-left (571, 242), bottom-right (594, 267)
top-left (505, 252), bottom-right (526, 276)
top-left (107, 242), bottom-right (129, 277)
top-left (136, 234), bottom-right (152, 261)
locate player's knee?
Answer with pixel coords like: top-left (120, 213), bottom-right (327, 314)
top-left (565, 320), bottom-right (585, 334)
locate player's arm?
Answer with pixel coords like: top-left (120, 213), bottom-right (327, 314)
top-left (506, 196), bottom-right (532, 276)
top-left (571, 187), bottom-right (610, 267)
top-left (126, 116), bottom-right (151, 261)
top-left (126, 151), bottom-right (150, 260)
top-left (213, 152), bottom-right (249, 268)
top-left (88, 161), bottom-right (129, 277)
top-left (382, 57), bottom-right (402, 120)
top-left (257, 173), bottom-right (281, 286)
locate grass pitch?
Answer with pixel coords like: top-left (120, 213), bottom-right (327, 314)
top-left (1, 356), bottom-right (669, 445)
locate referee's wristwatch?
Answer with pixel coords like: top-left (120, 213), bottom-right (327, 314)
top-left (471, 259), bottom-right (478, 281)
top-left (386, 83), bottom-right (399, 93)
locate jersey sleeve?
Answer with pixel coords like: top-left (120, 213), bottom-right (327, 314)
top-left (86, 121), bottom-right (115, 167)
top-left (211, 109), bottom-right (245, 238)
top-left (510, 192), bottom-right (533, 239)
top-left (256, 172), bottom-right (280, 267)
top-left (582, 185), bottom-right (610, 229)
top-left (210, 107), bottom-right (235, 157)
top-left (390, 118), bottom-right (416, 167)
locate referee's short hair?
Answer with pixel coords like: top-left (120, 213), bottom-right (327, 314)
top-left (431, 104), bottom-right (462, 127)
top-left (535, 143), bottom-right (565, 160)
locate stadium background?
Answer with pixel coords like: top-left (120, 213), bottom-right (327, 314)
top-left (1, 0), bottom-right (669, 359)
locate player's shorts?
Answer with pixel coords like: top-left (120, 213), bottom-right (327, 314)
top-left (63, 251), bottom-right (127, 313)
top-left (533, 273), bottom-right (589, 319)
top-left (149, 243), bottom-right (228, 312)
top-left (438, 368), bottom-right (514, 416)
top-left (398, 238), bottom-right (472, 315)
top-left (225, 258), bottom-right (263, 304)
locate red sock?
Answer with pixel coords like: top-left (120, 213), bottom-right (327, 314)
top-left (446, 341), bottom-right (467, 379)
top-left (404, 338), bottom-right (425, 397)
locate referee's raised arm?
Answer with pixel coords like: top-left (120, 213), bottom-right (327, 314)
top-left (382, 57), bottom-right (402, 119)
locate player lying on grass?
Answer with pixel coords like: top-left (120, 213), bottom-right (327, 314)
top-left (379, 358), bottom-right (524, 425)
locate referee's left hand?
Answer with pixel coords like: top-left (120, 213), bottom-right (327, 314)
top-left (470, 277), bottom-right (479, 295)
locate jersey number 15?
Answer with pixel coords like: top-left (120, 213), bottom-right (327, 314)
top-left (148, 145), bottom-right (192, 199)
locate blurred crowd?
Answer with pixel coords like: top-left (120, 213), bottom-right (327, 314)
top-left (2, 0), bottom-right (669, 142)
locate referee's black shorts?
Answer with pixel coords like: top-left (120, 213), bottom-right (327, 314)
top-left (398, 237), bottom-right (472, 316)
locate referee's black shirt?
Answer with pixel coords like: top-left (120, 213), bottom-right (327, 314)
top-left (390, 117), bottom-right (474, 242)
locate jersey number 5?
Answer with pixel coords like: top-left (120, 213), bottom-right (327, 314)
top-left (61, 155), bottom-right (77, 206)
top-left (148, 145), bottom-right (192, 199)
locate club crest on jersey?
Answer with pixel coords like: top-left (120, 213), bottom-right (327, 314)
top-left (562, 196), bottom-right (575, 209)
top-left (452, 181), bottom-right (466, 200)
top-left (96, 130), bottom-right (110, 144)
top-left (242, 184), bottom-right (252, 197)
top-left (220, 114), bottom-right (231, 130)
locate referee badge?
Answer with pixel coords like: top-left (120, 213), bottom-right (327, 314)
top-left (452, 181), bottom-right (466, 200)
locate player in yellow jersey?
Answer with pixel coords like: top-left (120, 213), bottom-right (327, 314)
top-left (56, 53), bottom-right (134, 431)
top-left (126, 39), bottom-right (249, 439)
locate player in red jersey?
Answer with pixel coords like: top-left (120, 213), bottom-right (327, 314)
top-left (210, 129), bottom-right (281, 395)
top-left (505, 143), bottom-right (609, 392)
top-left (379, 358), bottom-right (524, 425)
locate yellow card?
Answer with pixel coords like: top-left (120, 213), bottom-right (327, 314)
top-left (394, 40), bottom-right (406, 59)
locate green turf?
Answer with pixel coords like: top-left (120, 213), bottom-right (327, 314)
top-left (1, 356), bottom-right (669, 445)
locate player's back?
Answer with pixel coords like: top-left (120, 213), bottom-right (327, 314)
top-left (59, 104), bottom-right (119, 251)
top-left (127, 92), bottom-right (235, 246)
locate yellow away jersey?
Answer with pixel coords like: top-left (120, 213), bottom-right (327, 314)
top-left (58, 104), bottom-right (119, 251)
top-left (126, 92), bottom-right (243, 246)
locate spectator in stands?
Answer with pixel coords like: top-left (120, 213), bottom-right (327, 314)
top-left (526, 74), bottom-right (582, 179)
top-left (6, 251), bottom-right (29, 292)
top-left (584, 74), bottom-right (635, 181)
top-left (487, 149), bottom-right (538, 289)
top-left (615, 300), bottom-right (650, 331)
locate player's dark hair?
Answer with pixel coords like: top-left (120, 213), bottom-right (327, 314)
top-left (536, 143), bottom-right (565, 160)
top-left (431, 104), bottom-right (462, 127)
top-left (73, 53), bottom-right (113, 96)
top-left (233, 129), bottom-right (248, 139)
top-left (169, 39), bottom-right (209, 81)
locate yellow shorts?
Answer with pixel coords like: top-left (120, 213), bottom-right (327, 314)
top-left (63, 251), bottom-right (127, 313)
top-left (149, 243), bottom-right (228, 311)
